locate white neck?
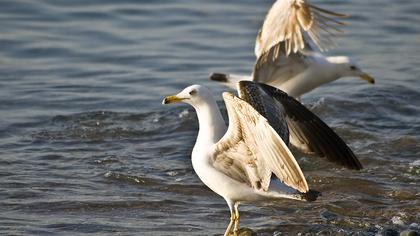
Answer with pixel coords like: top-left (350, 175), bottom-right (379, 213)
top-left (322, 56), bottom-right (349, 82)
top-left (192, 98), bottom-right (226, 147)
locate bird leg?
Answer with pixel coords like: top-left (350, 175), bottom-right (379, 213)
top-left (233, 203), bottom-right (240, 234)
top-left (223, 210), bottom-right (235, 236)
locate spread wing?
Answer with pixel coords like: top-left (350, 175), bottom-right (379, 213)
top-left (212, 92), bottom-right (309, 193)
top-left (253, 41), bottom-right (312, 85)
top-left (236, 77), bottom-right (290, 145)
top-left (239, 81), bottom-right (363, 170)
top-left (255, 0), bottom-right (346, 59)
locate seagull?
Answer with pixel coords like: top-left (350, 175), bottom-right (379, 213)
top-left (210, 0), bottom-right (375, 99)
top-left (162, 81), bottom-right (362, 235)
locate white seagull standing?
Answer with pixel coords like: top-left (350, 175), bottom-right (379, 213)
top-left (210, 0), bottom-right (374, 99)
top-left (162, 81), bottom-right (362, 235)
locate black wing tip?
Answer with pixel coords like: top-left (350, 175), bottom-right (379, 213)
top-left (209, 72), bottom-right (229, 83)
top-left (314, 151), bottom-right (363, 171)
top-left (301, 189), bottom-right (321, 202)
top-left (348, 160), bottom-right (363, 170)
top-left (339, 161), bottom-right (363, 170)
top-left (342, 149), bottom-right (363, 170)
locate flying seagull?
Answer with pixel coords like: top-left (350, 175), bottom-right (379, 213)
top-left (210, 0), bottom-right (374, 99)
top-left (162, 81), bottom-right (362, 235)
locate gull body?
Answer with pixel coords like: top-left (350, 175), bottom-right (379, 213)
top-left (184, 88), bottom-right (267, 202)
top-left (188, 87), bottom-right (302, 203)
top-left (163, 84), bottom-right (315, 235)
top-left (166, 85), bottom-right (306, 201)
top-left (163, 82), bottom-right (362, 235)
top-left (210, 0), bottom-right (374, 99)
top-left (211, 54), bottom-right (373, 99)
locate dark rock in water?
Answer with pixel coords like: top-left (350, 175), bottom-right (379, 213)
top-left (320, 209), bottom-right (339, 221)
top-left (380, 229), bottom-right (399, 236)
top-left (409, 223), bottom-right (420, 229)
top-left (400, 230), bottom-right (420, 236)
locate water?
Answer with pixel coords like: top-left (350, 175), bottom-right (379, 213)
top-left (0, 0), bottom-right (419, 235)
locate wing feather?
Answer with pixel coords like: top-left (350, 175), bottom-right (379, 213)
top-left (255, 0), bottom-right (347, 59)
top-left (253, 42), bottom-right (311, 85)
top-left (238, 81), bottom-right (363, 170)
top-left (212, 92), bottom-right (309, 193)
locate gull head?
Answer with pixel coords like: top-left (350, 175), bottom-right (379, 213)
top-left (162, 85), bottom-right (213, 106)
top-left (327, 56), bottom-right (375, 84)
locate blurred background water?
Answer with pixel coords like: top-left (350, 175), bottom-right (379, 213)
top-left (0, 0), bottom-right (419, 235)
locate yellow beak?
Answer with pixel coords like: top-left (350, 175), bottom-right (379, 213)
top-left (162, 95), bottom-right (184, 105)
top-left (360, 73), bottom-right (375, 84)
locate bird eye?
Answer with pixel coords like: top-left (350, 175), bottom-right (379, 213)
top-left (189, 90), bottom-right (197, 96)
top-left (350, 65), bottom-right (357, 70)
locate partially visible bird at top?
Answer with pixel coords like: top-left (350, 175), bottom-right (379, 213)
top-left (210, 0), bottom-right (375, 100)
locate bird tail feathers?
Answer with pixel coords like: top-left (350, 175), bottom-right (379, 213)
top-left (265, 178), bottom-right (320, 202)
top-left (265, 188), bottom-right (321, 202)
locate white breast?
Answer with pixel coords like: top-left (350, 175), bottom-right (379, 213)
top-left (191, 146), bottom-right (263, 202)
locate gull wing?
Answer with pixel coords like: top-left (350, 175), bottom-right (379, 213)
top-left (253, 41), bottom-right (312, 85)
top-left (255, 0), bottom-right (346, 59)
top-left (212, 92), bottom-right (309, 193)
top-left (239, 81), bottom-right (363, 170)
